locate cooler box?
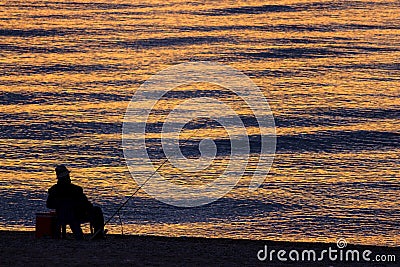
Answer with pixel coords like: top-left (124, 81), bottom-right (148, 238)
top-left (35, 212), bottom-right (60, 238)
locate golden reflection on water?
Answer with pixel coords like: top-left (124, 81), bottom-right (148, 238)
top-left (0, 0), bottom-right (399, 246)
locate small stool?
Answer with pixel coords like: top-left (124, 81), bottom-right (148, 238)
top-left (60, 223), bottom-right (94, 239)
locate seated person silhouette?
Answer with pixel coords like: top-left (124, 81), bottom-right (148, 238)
top-left (46, 165), bottom-right (105, 240)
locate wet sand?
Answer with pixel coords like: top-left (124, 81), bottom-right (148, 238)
top-left (0, 231), bottom-right (398, 266)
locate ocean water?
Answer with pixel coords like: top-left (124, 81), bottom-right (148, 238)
top-left (0, 0), bottom-right (399, 246)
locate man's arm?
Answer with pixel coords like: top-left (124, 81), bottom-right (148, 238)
top-left (46, 187), bottom-right (57, 209)
top-left (80, 190), bottom-right (93, 210)
top-left (73, 185), bottom-right (93, 210)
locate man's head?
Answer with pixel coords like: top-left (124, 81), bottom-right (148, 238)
top-left (55, 164), bottom-right (71, 184)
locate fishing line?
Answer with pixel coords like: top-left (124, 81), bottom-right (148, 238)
top-left (117, 210), bottom-right (124, 236)
top-left (90, 120), bottom-right (207, 240)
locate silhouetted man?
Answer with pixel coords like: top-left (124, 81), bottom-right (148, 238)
top-left (46, 165), bottom-right (105, 240)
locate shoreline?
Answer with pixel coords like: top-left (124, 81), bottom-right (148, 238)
top-left (0, 230), bottom-right (398, 266)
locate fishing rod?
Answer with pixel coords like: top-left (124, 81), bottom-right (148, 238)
top-left (90, 121), bottom-right (206, 240)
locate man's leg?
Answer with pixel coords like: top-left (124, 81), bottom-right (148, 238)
top-left (61, 224), bottom-right (67, 239)
top-left (90, 206), bottom-right (105, 238)
top-left (69, 221), bottom-right (83, 240)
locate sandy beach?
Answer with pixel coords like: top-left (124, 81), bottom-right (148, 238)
top-left (0, 230), bottom-right (398, 266)
top-left (1, 0), bottom-right (399, 261)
